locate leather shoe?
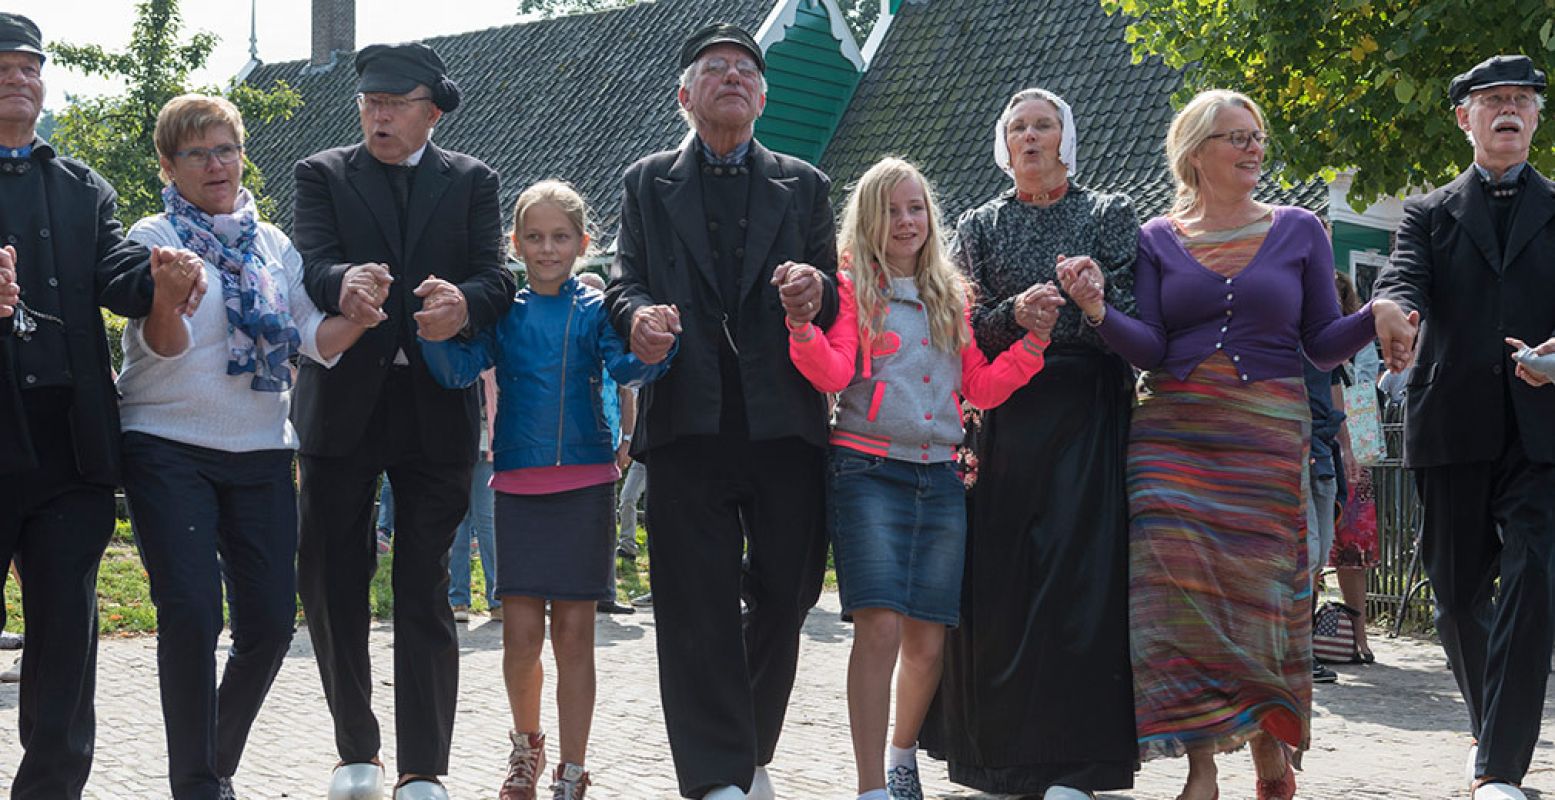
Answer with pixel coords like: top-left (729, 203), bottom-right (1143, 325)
top-left (1473, 782), bottom-right (1527, 800)
top-left (394, 777), bottom-right (449, 800)
top-left (596, 600), bottom-right (636, 615)
top-left (328, 762), bottom-right (384, 800)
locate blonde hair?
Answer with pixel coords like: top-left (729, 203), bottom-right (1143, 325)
top-left (510, 179), bottom-right (593, 267)
top-left (154, 94), bottom-right (246, 183)
top-left (838, 157), bottom-right (968, 353)
top-left (1165, 89), bottom-right (1267, 214)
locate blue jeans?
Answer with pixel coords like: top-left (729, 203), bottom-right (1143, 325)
top-left (449, 460), bottom-right (497, 608)
top-left (375, 474), bottom-right (394, 532)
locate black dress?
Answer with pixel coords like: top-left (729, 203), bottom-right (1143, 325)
top-left (922, 185), bottom-right (1139, 794)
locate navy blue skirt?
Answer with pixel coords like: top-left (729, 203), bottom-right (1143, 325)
top-left (493, 481), bottom-right (615, 602)
top-left (827, 448), bottom-right (967, 625)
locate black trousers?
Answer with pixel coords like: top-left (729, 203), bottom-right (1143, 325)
top-left (1416, 431), bottom-right (1555, 784)
top-left (121, 433), bottom-right (298, 800)
top-left (297, 375), bottom-right (472, 775)
top-left (645, 435), bottom-right (826, 798)
top-left (0, 389), bottom-right (116, 800)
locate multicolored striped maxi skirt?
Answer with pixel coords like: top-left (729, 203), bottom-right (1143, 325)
top-left (1129, 354), bottom-right (1312, 762)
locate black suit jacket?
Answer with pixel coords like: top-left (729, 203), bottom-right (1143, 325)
top-left (1373, 166), bottom-right (1555, 468)
top-left (606, 139), bottom-right (839, 455)
top-left (0, 145), bottom-right (152, 484)
top-left (291, 141), bottom-right (512, 461)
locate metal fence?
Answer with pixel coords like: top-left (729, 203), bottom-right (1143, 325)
top-left (1366, 399), bottom-right (1435, 636)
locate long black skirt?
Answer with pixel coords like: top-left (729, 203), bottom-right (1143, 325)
top-left (922, 347), bottom-right (1138, 793)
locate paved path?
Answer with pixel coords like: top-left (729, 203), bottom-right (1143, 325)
top-left (2, 591), bottom-right (1552, 799)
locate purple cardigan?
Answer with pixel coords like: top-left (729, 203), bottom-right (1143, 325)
top-left (1095, 206), bottom-right (1375, 382)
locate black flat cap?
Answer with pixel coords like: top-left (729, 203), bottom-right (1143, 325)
top-left (0, 13), bottom-right (45, 64)
top-left (1450, 55), bottom-right (1546, 105)
top-left (679, 22), bottom-right (764, 74)
top-left (356, 42), bottom-right (462, 112)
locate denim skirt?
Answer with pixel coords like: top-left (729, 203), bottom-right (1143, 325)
top-left (827, 448), bottom-right (968, 625)
top-left (493, 481), bottom-right (615, 602)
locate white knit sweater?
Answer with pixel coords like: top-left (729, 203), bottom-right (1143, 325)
top-left (118, 216), bottom-right (341, 453)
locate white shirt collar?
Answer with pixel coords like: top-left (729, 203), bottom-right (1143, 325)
top-left (400, 142), bottom-right (429, 167)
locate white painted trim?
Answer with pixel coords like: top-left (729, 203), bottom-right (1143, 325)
top-left (756, 0), bottom-right (866, 72)
top-left (1328, 171), bottom-right (1417, 230)
top-left (860, 0), bottom-right (895, 66)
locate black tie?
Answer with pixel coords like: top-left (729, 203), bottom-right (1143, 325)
top-left (386, 164), bottom-right (413, 227)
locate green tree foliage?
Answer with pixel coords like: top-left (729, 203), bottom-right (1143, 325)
top-left (1100, 0), bottom-right (1555, 206)
top-left (48, 0), bottom-right (301, 225)
top-left (520, 0), bottom-right (880, 47)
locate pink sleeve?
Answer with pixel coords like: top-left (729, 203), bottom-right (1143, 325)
top-left (959, 303), bottom-right (1047, 409)
top-left (788, 273), bottom-right (862, 393)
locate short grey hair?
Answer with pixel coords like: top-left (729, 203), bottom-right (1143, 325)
top-left (676, 55), bottom-right (769, 128)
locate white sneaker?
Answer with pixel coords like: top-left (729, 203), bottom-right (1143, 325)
top-left (747, 766), bottom-right (774, 800)
top-left (0, 654), bottom-right (20, 683)
top-left (1043, 788), bottom-right (1095, 800)
top-left (1473, 783), bottom-right (1527, 800)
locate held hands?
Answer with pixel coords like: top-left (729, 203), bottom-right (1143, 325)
top-left (0, 246), bottom-right (17, 318)
top-left (1371, 298), bottom-right (1419, 373)
top-left (150, 246), bottom-right (208, 317)
top-left (412, 275), bottom-right (469, 341)
top-left (1506, 336), bottom-right (1555, 387)
top-left (630, 304), bottom-right (681, 365)
top-left (771, 261), bottom-right (823, 326)
top-left (340, 263), bottom-right (392, 328)
top-left (1012, 281), bottom-right (1065, 340)
top-left (1055, 254), bottom-right (1106, 320)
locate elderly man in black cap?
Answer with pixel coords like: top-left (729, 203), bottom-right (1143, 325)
top-left (0, 11), bottom-right (200, 799)
top-left (291, 40), bottom-right (512, 800)
top-left (605, 21), bottom-right (837, 800)
top-left (1374, 54), bottom-right (1555, 800)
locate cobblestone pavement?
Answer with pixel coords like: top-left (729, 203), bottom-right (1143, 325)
top-left (1, 591), bottom-right (1551, 799)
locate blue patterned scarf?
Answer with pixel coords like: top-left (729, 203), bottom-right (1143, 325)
top-left (162, 185), bottom-right (300, 392)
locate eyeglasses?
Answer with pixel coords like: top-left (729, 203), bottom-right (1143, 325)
top-left (173, 143), bottom-right (244, 168)
top-left (354, 93), bottom-right (435, 113)
top-left (1206, 129), bottom-right (1267, 150)
top-left (699, 56), bottom-right (761, 80)
top-left (1473, 91), bottom-right (1538, 111)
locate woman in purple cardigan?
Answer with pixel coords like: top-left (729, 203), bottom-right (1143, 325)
top-left (1059, 90), bottom-right (1401, 800)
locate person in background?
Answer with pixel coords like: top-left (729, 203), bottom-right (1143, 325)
top-left (449, 369), bottom-right (499, 622)
top-left (576, 270), bottom-right (635, 616)
top-left (1330, 272), bottom-right (1381, 664)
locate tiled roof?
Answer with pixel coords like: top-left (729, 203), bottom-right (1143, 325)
top-left (241, 0), bottom-right (772, 239)
top-left (819, 0), bottom-right (1327, 223)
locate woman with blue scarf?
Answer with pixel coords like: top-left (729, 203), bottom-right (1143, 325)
top-left (118, 94), bottom-right (370, 800)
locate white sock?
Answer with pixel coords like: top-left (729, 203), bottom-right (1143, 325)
top-left (857, 790), bottom-right (890, 800)
top-left (703, 787), bottom-right (744, 800)
top-left (888, 743), bottom-right (918, 771)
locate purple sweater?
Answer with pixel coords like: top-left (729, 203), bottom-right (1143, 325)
top-left (1095, 206), bottom-right (1375, 382)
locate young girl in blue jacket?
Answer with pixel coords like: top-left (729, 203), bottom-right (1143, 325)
top-left (421, 180), bottom-right (676, 800)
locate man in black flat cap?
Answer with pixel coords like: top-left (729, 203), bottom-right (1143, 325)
top-left (605, 21), bottom-right (837, 800)
top-left (1374, 54), bottom-right (1555, 800)
top-left (0, 11), bottom-right (197, 799)
top-left (291, 40), bottom-right (512, 800)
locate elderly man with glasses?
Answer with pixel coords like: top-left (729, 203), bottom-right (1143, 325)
top-left (290, 40), bottom-right (513, 800)
top-left (1375, 54), bottom-right (1555, 800)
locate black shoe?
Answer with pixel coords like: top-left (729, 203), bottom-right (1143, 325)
top-left (630, 592), bottom-right (653, 608)
top-left (0, 630), bottom-right (21, 650)
top-left (1313, 660), bottom-right (1339, 683)
top-left (597, 600), bottom-right (636, 615)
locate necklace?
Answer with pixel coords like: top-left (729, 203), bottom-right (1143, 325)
top-left (1015, 180), bottom-right (1068, 206)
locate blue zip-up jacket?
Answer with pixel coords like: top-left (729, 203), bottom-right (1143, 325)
top-left (421, 277), bottom-right (673, 471)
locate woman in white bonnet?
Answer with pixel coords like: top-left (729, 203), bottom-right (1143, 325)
top-left (921, 87), bottom-right (1141, 800)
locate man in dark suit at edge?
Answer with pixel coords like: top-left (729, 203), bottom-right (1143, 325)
top-left (605, 22), bottom-right (839, 800)
top-left (1374, 54), bottom-right (1555, 800)
top-left (290, 41), bottom-right (513, 800)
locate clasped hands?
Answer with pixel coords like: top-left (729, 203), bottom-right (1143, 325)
top-left (337, 263), bottom-right (470, 341)
top-left (147, 246), bottom-right (209, 317)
